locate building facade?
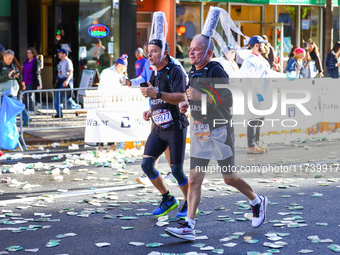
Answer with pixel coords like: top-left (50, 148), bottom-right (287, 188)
top-left (174, 0), bottom-right (339, 71)
top-left (1, 0), bottom-right (340, 87)
top-left (1, 0), bottom-right (136, 88)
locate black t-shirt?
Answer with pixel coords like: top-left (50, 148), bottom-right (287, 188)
top-left (189, 61), bottom-right (232, 129)
top-left (150, 63), bottom-right (188, 129)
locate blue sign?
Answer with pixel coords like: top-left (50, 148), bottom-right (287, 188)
top-left (302, 19), bottom-right (311, 30)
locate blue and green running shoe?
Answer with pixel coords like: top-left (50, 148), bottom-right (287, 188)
top-left (152, 197), bottom-right (179, 217)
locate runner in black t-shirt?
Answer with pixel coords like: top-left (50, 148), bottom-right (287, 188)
top-left (139, 39), bottom-right (189, 218)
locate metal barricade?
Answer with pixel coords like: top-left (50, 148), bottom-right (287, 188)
top-left (19, 87), bottom-right (98, 150)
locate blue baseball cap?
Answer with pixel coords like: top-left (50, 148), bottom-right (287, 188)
top-left (249, 36), bottom-right (268, 46)
top-left (57, 48), bottom-right (68, 56)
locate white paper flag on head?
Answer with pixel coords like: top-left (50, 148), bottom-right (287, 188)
top-left (201, 6), bottom-right (250, 59)
top-left (149, 11), bottom-right (168, 65)
top-left (201, 7), bottom-right (222, 37)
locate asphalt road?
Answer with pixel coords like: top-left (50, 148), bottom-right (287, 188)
top-left (0, 140), bottom-right (340, 255)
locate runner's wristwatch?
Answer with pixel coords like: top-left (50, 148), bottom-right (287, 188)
top-left (156, 91), bottom-right (162, 99)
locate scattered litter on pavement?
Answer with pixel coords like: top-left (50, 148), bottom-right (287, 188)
top-left (95, 242), bottom-right (110, 247)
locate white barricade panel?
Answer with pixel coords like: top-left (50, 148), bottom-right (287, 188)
top-left (85, 100), bottom-right (151, 143)
top-left (230, 79), bottom-right (321, 135)
top-left (319, 84), bottom-right (340, 122)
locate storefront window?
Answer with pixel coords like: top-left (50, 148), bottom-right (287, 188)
top-left (230, 5), bottom-right (262, 46)
top-left (0, 0), bottom-right (11, 52)
top-left (79, 0), bottom-right (118, 74)
top-left (301, 6), bottom-right (320, 48)
top-left (277, 6), bottom-right (297, 57)
top-left (0, 19), bottom-right (11, 52)
top-left (264, 5), bottom-right (275, 47)
top-left (176, 2), bottom-right (201, 70)
top-left (203, 2), bottom-right (216, 20)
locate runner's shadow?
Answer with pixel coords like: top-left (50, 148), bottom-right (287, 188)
top-left (162, 240), bottom-right (195, 246)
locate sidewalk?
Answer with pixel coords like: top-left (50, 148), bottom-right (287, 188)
top-left (20, 103), bottom-right (87, 147)
top-left (24, 127), bottom-right (85, 146)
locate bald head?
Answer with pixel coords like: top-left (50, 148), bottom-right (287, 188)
top-left (189, 34), bottom-right (214, 68)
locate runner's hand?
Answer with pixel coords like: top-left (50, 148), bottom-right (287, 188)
top-left (143, 110), bottom-right (151, 121)
top-left (187, 87), bottom-right (201, 101)
top-left (179, 101), bottom-right (189, 114)
top-left (140, 82), bottom-right (157, 98)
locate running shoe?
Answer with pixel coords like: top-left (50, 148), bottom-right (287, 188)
top-left (135, 174), bottom-right (152, 186)
top-left (251, 195), bottom-right (268, 228)
top-left (175, 200), bottom-right (188, 218)
top-left (256, 142), bottom-right (269, 152)
top-left (165, 221), bottom-right (196, 241)
top-left (163, 171), bottom-right (174, 180)
top-left (175, 201), bottom-right (199, 219)
top-left (247, 146), bottom-right (264, 154)
top-left (152, 196), bottom-right (179, 217)
top-left (34, 103), bottom-right (42, 113)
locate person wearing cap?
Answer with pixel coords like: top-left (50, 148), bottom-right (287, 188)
top-left (98, 54), bottom-right (128, 93)
top-left (239, 35), bottom-right (271, 154)
top-left (127, 42), bottom-right (187, 196)
top-left (53, 48), bottom-right (79, 118)
top-left (165, 34), bottom-right (268, 241)
top-left (139, 38), bottom-right (189, 219)
top-left (87, 38), bottom-right (105, 60)
top-left (123, 42), bottom-right (188, 87)
top-left (286, 47), bottom-right (306, 79)
top-left (213, 46), bottom-right (240, 78)
top-left (134, 48), bottom-right (146, 78)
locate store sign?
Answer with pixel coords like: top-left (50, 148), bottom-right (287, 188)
top-left (267, 0), bottom-right (325, 4)
top-left (183, 0), bottom-right (339, 4)
top-left (88, 24), bottom-right (110, 38)
top-left (247, 0), bottom-right (326, 4)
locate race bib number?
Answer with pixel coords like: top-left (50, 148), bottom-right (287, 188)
top-left (152, 109), bottom-right (174, 129)
top-left (193, 120), bottom-right (211, 141)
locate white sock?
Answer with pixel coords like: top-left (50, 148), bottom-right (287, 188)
top-left (185, 218), bottom-right (195, 229)
top-left (250, 195), bottom-right (261, 206)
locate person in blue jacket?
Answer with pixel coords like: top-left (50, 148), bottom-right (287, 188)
top-left (286, 47), bottom-right (306, 79)
top-left (326, 41), bottom-right (340, 78)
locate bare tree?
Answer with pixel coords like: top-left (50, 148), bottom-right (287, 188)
top-left (324, 0), bottom-right (333, 72)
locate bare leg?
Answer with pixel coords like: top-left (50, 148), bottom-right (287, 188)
top-left (187, 168), bottom-right (205, 219)
top-left (164, 147), bottom-right (170, 166)
top-left (223, 172), bottom-right (256, 200)
top-left (155, 146), bottom-right (170, 169)
top-left (178, 182), bottom-right (188, 201)
top-left (150, 174), bottom-right (168, 195)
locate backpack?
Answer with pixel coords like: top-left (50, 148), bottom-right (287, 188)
top-left (189, 61), bottom-right (232, 121)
